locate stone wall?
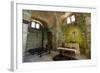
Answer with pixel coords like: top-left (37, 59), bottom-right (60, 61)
top-left (26, 30), bottom-right (42, 50)
top-left (62, 13), bottom-right (91, 58)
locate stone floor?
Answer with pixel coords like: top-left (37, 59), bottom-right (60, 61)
top-left (23, 51), bottom-right (87, 63)
top-left (23, 51), bottom-right (59, 62)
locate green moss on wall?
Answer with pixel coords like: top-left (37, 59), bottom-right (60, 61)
top-left (62, 13), bottom-right (91, 58)
top-left (64, 25), bottom-right (85, 50)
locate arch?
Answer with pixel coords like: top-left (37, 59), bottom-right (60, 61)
top-left (32, 19), bottom-right (44, 27)
top-left (30, 18), bottom-right (51, 49)
top-left (31, 17), bottom-right (48, 29)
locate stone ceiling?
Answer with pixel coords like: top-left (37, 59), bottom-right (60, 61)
top-left (31, 10), bottom-right (72, 28)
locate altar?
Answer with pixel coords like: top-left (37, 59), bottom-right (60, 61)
top-left (57, 47), bottom-right (76, 53)
top-left (57, 43), bottom-right (80, 56)
top-left (57, 47), bottom-right (76, 56)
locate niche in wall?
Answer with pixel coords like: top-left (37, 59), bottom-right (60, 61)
top-left (64, 25), bottom-right (85, 50)
top-left (62, 13), bottom-right (91, 58)
top-left (25, 19), bottom-right (50, 51)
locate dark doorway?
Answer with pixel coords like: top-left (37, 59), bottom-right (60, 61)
top-left (47, 31), bottom-right (53, 50)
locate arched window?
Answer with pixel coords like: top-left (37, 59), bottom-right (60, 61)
top-left (71, 15), bottom-right (75, 22)
top-left (31, 20), bottom-right (41, 29)
top-left (67, 15), bottom-right (75, 24)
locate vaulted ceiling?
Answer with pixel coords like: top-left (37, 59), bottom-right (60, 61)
top-left (31, 10), bottom-right (72, 28)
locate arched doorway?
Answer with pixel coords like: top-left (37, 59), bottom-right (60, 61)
top-left (25, 19), bottom-right (52, 54)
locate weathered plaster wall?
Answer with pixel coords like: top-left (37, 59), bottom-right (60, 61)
top-left (22, 10), bottom-right (31, 55)
top-left (62, 13), bottom-right (91, 58)
top-left (85, 14), bottom-right (91, 58)
top-left (64, 25), bottom-right (85, 48)
top-left (26, 29), bottom-right (42, 50)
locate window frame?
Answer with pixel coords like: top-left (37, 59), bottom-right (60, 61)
top-left (31, 21), bottom-right (40, 29)
top-left (67, 15), bottom-right (75, 24)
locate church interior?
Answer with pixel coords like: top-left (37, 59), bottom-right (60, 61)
top-left (22, 10), bottom-right (91, 62)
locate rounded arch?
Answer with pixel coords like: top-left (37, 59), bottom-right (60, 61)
top-left (31, 17), bottom-right (48, 29)
top-left (32, 19), bottom-right (44, 27)
top-left (30, 17), bottom-right (51, 49)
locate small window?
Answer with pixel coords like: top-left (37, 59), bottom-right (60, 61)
top-left (67, 15), bottom-right (75, 24)
top-left (31, 21), bottom-right (40, 29)
top-left (67, 17), bottom-right (71, 24)
top-left (71, 15), bottom-right (75, 22)
top-left (31, 22), bottom-right (35, 28)
top-left (36, 23), bottom-right (40, 29)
